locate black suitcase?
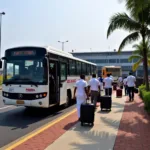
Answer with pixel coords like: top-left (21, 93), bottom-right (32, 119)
top-left (100, 96), bottom-right (112, 111)
top-left (80, 103), bottom-right (95, 126)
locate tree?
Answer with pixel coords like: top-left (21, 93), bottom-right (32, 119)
top-left (128, 41), bottom-right (150, 81)
top-left (107, 1), bottom-right (150, 91)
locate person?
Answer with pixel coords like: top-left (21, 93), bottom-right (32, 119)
top-left (98, 75), bottom-right (103, 91)
top-left (123, 76), bottom-right (128, 96)
top-left (118, 76), bottom-right (123, 88)
top-left (103, 73), bottom-right (113, 96)
top-left (88, 74), bottom-right (100, 107)
top-left (73, 74), bottom-right (88, 121)
top-left (126, 72), bottom-right (136, 101)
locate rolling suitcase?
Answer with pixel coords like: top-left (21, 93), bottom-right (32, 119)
top-left (113, 84), bottom-right (117, 90)
top-left (100, 96), bottom-right (112, 111)
top-left (80, 101), bottom-right (95, 126)
top-left (116, 89), bottom-right (122, 97)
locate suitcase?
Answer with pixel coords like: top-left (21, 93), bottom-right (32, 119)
top-left (116, 89), bottom-right (122, 97)
top-left (113, 84), bottom-right (117, 90)
top-left (80, 102), bottom-right (95, 126)
top-left (120, 85), bottom-right (123, 89)
top-left (100, 96), bottom-right (112, 111)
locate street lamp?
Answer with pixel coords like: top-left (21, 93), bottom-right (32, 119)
top-left (0, 12), bottom-right (5, 58)
top-left (58, 40), bottom-right (69, 51)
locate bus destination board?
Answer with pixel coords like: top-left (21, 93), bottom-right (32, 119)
top-left (11, 50), bottom-right (36, 56)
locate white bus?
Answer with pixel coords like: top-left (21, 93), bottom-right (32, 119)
top-left (1, 46), bottom-right (97, 108)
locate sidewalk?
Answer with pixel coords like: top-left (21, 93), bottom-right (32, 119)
top-left (46, 92), bottom-right (126, 150)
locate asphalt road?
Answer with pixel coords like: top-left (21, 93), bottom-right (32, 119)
top-left (0, 94), bottom-right (76, 148)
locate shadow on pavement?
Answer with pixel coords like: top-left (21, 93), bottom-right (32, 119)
top-left (70, 130), bottom-right (116, 150)
top-left (0, 103), bottom-right (75, 130)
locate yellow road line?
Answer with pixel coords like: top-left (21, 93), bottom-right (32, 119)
top-left (5, 108), bottom-right (77, 150)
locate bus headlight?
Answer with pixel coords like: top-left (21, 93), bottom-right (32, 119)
top-left (35, 93), bottom-right (47, 99)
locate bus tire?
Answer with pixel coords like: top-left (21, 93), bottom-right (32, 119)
top-left (65, 90), bottom-right (71, 107)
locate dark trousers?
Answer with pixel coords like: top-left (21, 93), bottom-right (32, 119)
top-left (128, 87), bottom-right (134, 100)
top-left (124, 85), bottom-right (128, 95)
top-left (91, 91), bottom-right (99, 107)
top-left (105, 88), bottom-right (112, 96)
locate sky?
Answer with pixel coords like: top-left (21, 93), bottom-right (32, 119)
top-left (0, 0), bottom-right (136, 56)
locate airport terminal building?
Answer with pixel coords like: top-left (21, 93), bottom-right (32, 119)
top-left (72, 50), bottom-right (144, 77)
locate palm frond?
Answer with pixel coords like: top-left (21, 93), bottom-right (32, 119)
top-left (128, 55), bottom-right (141, 62)
top-left (118, 32), bottom-right (140, 53)
top-left (132, 59), bottom-right (142, 71)
top-left (125, 0), bottom-right (150, 20)
top-left (107, 13), bottom-right (141, 38)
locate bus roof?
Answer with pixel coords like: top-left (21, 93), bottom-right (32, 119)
top-left (103, 66), bottom-right (121, 68)
top-left (46, 46), bottom-right (96, 66)
top-left (5, 46), bottom-right (96, 66)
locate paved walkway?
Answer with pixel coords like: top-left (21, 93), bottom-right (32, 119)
top-left (114, 94), bottom-right (150, 150)
top-left (46, 93), bottom-right (126, 150)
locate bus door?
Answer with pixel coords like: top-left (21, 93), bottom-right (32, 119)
top-left (59, 62), bottom-right (67, 105)
top-left (49, 60), bottom-right (59, 105)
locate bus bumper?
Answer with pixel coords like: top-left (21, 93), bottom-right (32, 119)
top-left (3, 97), bottom-right (49, 108)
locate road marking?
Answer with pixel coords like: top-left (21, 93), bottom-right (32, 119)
top-left (0, 106), bottom-right (12, 110)
top-left (5, 108), bottom-right (77, 150)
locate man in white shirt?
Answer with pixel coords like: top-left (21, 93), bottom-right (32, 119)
top-left (123, 76), bottom-right (128, 96)
top-left (88, 74), bottom-right (100, 107)
top-left (103, 73), bottom-right (113, 96)
top-left (127, 72), bottom-right (136, 101)
top-left (74, 74), bottom-right (88, 121)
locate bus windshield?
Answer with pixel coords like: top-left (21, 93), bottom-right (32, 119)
top-left (3, 58), bottom-right (48, 85)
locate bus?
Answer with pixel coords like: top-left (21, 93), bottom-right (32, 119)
top-left (1, 46), bottom-right (97, 108)
top-left (102, 66), bottom-right (122, 82)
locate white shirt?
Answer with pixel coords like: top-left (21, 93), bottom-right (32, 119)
top-left (89, 78), bottom-right (100, 91)
top-left (118, 77), bottom-right (123, 82)
top-left (110, 75), bottom-right (114, 81)
top-left (127, 75), bottom-right (136, 87)
top-left (104, 77), bottom-right (113, 88)
top-left (123, 78), bottom-right (127, 85)
top-left (75, 79), bottom-right (88, 100)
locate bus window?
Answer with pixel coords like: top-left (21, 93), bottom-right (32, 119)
top-left (76, 61), bottom-right (81, 75)
top-left (69, 60), bottom-right (76, 75)
top-left (60, 63), bottom-right (67, 81)
top-left (82, 63), bottom-right (86, 75)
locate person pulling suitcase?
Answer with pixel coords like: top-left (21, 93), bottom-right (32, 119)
top-left (73, 74), bottom-right (89, 121)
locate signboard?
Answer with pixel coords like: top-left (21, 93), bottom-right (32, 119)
top-left (11, 50), bottom-right (36, 56)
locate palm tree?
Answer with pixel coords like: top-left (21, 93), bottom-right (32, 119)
top-left (107, 1), bottom-right (150, 91)
top-left (128, 41), bottom-right (150, 82)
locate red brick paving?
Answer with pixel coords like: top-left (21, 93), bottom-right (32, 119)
top-left (13, 112), bottom-right (78, 150)
top-left (114, 94), bottom-right (150, 150)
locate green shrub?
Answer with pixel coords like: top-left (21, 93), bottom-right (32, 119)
top-left (139, 84), bottom-right (150, 113)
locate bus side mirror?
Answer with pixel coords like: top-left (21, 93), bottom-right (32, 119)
top-left (0, 60), bottom-right (2, 69)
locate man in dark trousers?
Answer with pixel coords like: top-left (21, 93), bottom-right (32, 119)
top-left (127, 72), bottom-right (136, 101)
top-left (103, 73), bottom-right (113, 96)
